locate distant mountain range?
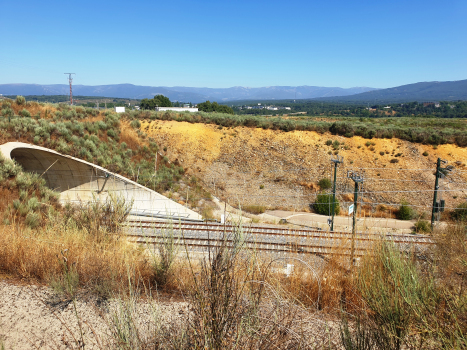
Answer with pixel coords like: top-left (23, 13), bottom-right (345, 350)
top-left (0, 84), bottom-right (377, 103)
top-left (0, 79), bottom-right (465, 103)
top-left (315, 79), bottom-right (467, 103)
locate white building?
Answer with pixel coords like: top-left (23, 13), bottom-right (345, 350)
top-left (115, 107), bottom-right (125, 113)
top-left (155, 107), bottom-right (199, 112)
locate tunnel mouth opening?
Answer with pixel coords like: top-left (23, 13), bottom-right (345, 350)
top-left (10, 148), bottom-right (91, 193)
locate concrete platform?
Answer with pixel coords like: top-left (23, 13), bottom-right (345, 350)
top-left (0, 142), bottom-right (202, 221)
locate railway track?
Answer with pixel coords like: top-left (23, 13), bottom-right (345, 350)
top-left (125, 220), bottom-right (434, 257)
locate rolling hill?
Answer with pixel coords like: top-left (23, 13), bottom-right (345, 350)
top-left (0, 84), bottom-right (376, 103)
top-left (315, 79), bottom-right (467, 103)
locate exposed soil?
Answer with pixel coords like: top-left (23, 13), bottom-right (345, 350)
top-left (142, 120), bottom-right (467, 214)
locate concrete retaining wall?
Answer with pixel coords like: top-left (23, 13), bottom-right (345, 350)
top-left (0, 142), bottom-right (202, 221)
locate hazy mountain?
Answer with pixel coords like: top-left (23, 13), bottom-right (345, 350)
top-left (0, 84), bottom-right (377, 103)
top-left (315, 80), bottom-right (467, 103)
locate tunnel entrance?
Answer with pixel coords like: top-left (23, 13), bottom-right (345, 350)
top-left (11, 148), bottom-right (95, 193)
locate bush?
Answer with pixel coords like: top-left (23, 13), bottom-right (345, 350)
top-left (390, 158), bottom-right (399, 163)
top-left (414, 220), bottom-right (431, 233)
top-left (242, 205), bottom-right (266, 214)
top-left (16, 96), bottom-right (26, 105)
top-left (396, 201), bottom-right (415, 220)
top-left (25, 212), bottom-right (41, 229)
top-left (313, 193), bottom-right (339, 216)
top-left (452, 202), bottom-right (467, 222)
top-left (318, 178), bottom-right (332, 190)
top-left (130, 120), bottom-right (141, 129)
top-left (19, 109), bottom-right (31, 118)
top-left (422, 151), bottom-right (429, 156)
top-left (325, 140), bottom-right (332, 146)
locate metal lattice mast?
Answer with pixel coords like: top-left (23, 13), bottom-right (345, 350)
top-left (330, 155), bottom-right (343, 232)
top-left (347, 170), bottom-right (364, 267)
top-left (64, 73), bottom-right (75, 105)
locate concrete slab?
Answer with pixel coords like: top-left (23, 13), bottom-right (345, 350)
top-left (0, 142), bottom-right (202, 221)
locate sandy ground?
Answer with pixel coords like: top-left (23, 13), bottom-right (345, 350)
top-left (0, 280), bottom-right (189, 349)
top-left (142, 120), bottom-right (467, 214)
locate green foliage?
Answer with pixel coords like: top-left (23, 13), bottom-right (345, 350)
top-left (452, 202), bottom-right (467, 222)
top-left (356, 242), bottom-right (426, 350)
top-left (140, 94), bottom-right (172, 109)
top-left (313, 193), bottom-right (339, 215)
top-left (422, 151), bottom-right (429, 156)
top-left (414, 220), bottom-right (431, 233)
top-left (332, 140), bottom-right (340, 150)
top-left (242, 205), bottom-right (266, 214)
top-left (197, 101), bottom-right (234, 114)
top-left (16, 95), bottom-right (26, 105)
top-left (130, 119), bottom-right (141, 129)
top-left (396, 201), bottom-right (415, 220)
top-left (390, 158), bottom-right (399, 163)
top-left (325, 140), bottom-right (333, 146)
top-left (318, 178), bottom-right (332, 190)
top-left (19, 108), bottom-right (31, 118)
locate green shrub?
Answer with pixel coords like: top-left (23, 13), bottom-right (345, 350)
top-left (313, 193), bottom-right (339, 216)
top-left (16, 96), bottom-right (26, 105)
top-left (107, 129), bottom-right (118, 139)
top-left (414, 220), bottom-right (431, 233)
top-left (380, 151), bottom-right (385, 156)
top-left (242, 205), bottom-right (266, 214)
top-left (396, 201), bottom-right (415, 220)
top-left (27, 197), bottom-right (40, 211)
top-left (1, 107), bottom-right (14, 117)
top-left (332, 140), bottom-right (340, 150)
top-left (452, 202), bottom-right (467, 222)
top-left (25, 212), bottom-right (41, 229)
top-left (318, 178), bottom-right (332, 190)
top-left (19, 109), bottom-right (31, 118)
top-left (325, 140), bottom-right (333, 146)
top-left (130, 120), bottom-right (141, 129)
top-left (422, 151), bottom-right (429, 156)
top-left (390, 158), bottom-right (399, 163)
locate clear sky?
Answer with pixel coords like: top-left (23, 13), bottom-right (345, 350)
top-left (1, 0), bottom-right (466, 88)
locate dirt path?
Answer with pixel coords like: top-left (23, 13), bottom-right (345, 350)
top-left (0, 280), bottom-right (188, 349)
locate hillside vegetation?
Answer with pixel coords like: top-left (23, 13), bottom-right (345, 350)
top-left (0, 97), bottom-right (213, 213)
top-left (142, 118), bottom-right (467, 219)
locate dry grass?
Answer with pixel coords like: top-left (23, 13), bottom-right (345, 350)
top-left (120, 121), bottom-right (145, 151)
top-left (0, 223), bottom-right (154, 298)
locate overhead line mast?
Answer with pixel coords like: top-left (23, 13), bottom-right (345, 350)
top-left (64, 73), bottom-right (75, 105)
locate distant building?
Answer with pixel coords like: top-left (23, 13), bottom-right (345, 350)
top-left (423, 102), bottom-right (435, 107)
top-left (155, 107), bottom-right (198, 112)
top-left (115, 107), bottom-right (125, 113)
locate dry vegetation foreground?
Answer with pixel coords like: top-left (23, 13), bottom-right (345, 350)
top-left (143, 120), bottom-right (467, 214)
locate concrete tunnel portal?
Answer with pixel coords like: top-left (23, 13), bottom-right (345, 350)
top-left (1, 142), bottom-right (201, 221)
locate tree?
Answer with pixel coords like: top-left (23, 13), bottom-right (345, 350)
top-left (140, 95), bottom-right (172, 110)
top-left (313, 193), bottom-right (340, 216)
top-left (198, 100), bottom-right (234, 114)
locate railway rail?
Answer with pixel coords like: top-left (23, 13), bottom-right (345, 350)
top-left (125, 220), bottom-right (434, 257)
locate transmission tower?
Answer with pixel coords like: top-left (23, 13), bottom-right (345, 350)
top-left (64, 73), bottom-right (75, 105)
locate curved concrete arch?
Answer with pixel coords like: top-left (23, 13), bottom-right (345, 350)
top-left (0, 142), bottom-right (202, 221)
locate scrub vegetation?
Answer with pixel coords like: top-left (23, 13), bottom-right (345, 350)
top-left (136, 109), bottom-right (467, 147)
top-left (1, 96), bottom-right (467, 348)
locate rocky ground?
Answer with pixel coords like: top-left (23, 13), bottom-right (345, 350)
top-left (142, 120), bottom-right (467, 216)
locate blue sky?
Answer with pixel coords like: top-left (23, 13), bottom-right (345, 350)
top-left (1, 0), bottom-right (466, 88)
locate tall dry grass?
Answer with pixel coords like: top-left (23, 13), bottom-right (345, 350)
top-left (0, 220), bottom-right (154, 298)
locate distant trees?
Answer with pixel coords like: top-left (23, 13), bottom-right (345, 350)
top-left (197, 101), bottom-right (234, 114)
top-left (140, 95), bottom-right (172, 110)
